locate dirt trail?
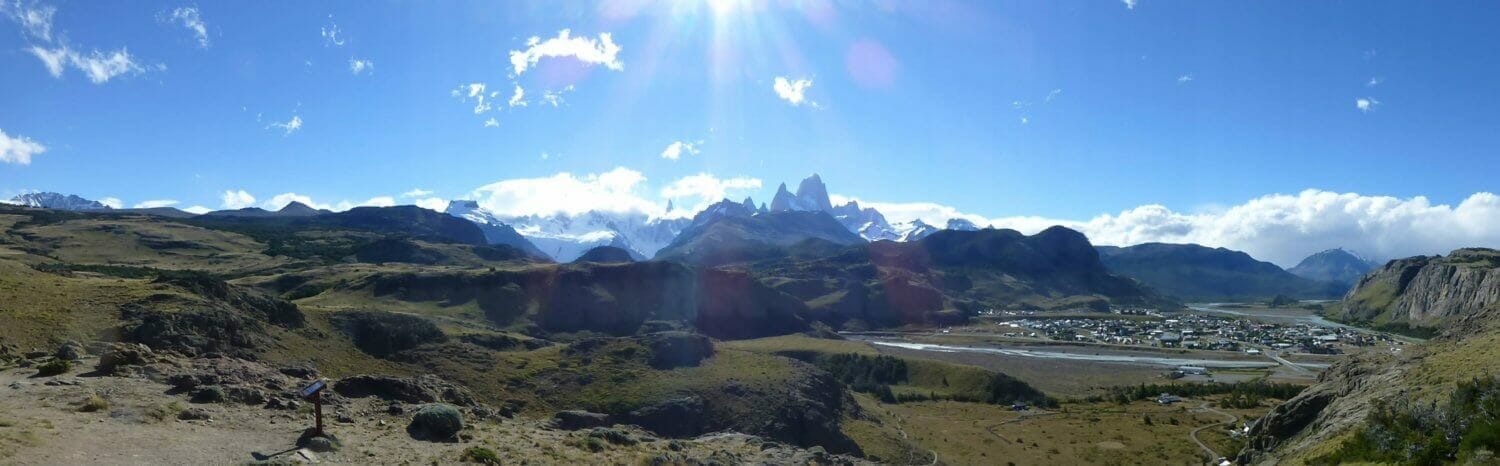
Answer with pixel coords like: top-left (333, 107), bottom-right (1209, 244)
top-left (1188, 401), bottom-right (1237, 463)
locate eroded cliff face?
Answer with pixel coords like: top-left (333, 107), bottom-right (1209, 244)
top-left (1241, 248), bottom-right (1500, 464)
top-left (1336, 249), bottom-right (1500, 327)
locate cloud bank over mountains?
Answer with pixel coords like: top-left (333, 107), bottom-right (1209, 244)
top-left (847, 190), bottom-right (1500, 267)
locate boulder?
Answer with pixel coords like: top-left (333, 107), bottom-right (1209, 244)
top-left (178, 407), bottom-right (213, 421)
top-left (407, 403), bottom-right (464, 441)
top-left (617, 396), bottom-right (707, 438)
top-left (95, 343), bottom-right (156, 374)
top-left (552, 410), bottom-right (611, 430)
top-left (54, 341), bottom-right (85, 361)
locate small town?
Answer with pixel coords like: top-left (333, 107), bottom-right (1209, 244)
top-left (971, 310), bottom-right (1403, 355)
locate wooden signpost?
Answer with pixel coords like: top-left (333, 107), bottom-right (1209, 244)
top-left (299, 378), bottom-right (328, 436)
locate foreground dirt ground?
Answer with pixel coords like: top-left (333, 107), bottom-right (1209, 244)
top-left (0, 357), bottom-right (862, 465)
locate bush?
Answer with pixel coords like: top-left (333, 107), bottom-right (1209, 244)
top-left (408, 403), bottom-right (464, 441)
top-left (78, 393), bottom-right (109, 412)
top-left (34, 359), bottom-right (71, 377)
top-left (1315, 377), bottom-right (1500, 465)
top-left (461, 446), bottom-right (501, 465)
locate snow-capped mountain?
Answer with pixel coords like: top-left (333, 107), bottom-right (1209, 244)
top-left (7, 192), bottom-right (111, 210)
top-left (447, 200), bottom-right (688, 262)
top-left (946, 218), bottom-right (980, 231)
top-left (443, 201), bottom-right (548, 259)
top-left (829, 200), bottom-right (898, 241)
top-left (768, 174), bottom-right (901, 242)
top-left (893, 219), bottom-right (941, 242)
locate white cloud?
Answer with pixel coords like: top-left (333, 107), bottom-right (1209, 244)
top-left (540, 85), bottom-right (574, 106)
top-left (508, 84), bottom-right (526, 107)
top-left (1177, 74), bottom-right (1194, 84)
top-left (164, 6), bottom-right (209, 48)
top-left (268, 115), bottom-right (303, 135)
top-left (838, 189), bottom-right (1500, 267)
top-left (660, 140), bottom-right (700, 160)
top-left (99, 197), bottom-right (123, 209)
top-left (221, 190), bottom-right (256, 209)
top-left (470, 167), bottom-right (661, 217)
top-left (402, 188), bottom-right (434, 198)
top-left (1045, 89), bottom-right (1062, 102)
top-left (413, 197), bottom-right (448, 211)
top-left (334, 196), bottom-right (395, 211)
top-left (509, 29), bottom-right (623, 77)
top-left (1366, 77), bottom-right (1382, 87)
top-left (1019, 116), bottom-right (1029, 125)
top-left (454, 82), bottom-right (491, 114)
top-left (2, 1), bottom-right (55, 41)
top-left (133, 199), bottom-right (178, 209)
top-left (773, 76), bottom-right (815, 107)
top-left (0, 129), bottom-right (46, 165)
top-left (29, 46), bottom-right (144, 83)
top-left (1122, 0), bottom-right (1138, 9)
top-left (349, 57), bottom-right (373, 75)
top-left (321, 18), bottom-right (344, 47)
top-left (483, 118), bottom-right (499, 128)
top-left (659, 174), bottom-right (762, 214)
top-left (1356, 97), bottom-right (1380, 113)
top-left (183, 205), bottom-right (211, 215)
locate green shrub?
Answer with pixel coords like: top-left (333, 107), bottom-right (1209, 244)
top-left (461, 446), bottom-right (501, 465)
top-left (1315, 377), bottom-right (1500, 465)
top-left (34, 359), bottom-right (71, 377)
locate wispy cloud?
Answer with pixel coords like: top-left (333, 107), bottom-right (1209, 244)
top-left (509, 29), bottom-right (622, 77)
top-left (348, 57), bottom-right (373, 75)
top-left (1122, 0), bottom-right (1138, 10)
top-left (28, 46), bottom-right (144, 83)
top-left (1356, 97), bottom-right (1380, 113)
top-left (133, 199), bottom-right (179, 209)
top-left (268, 115), bottom-right (303, 135)
top-left (660, 174), bottom-right (762, 212)
top-left (483, 118), bottom-right (499, 128)
top-left (321, 17), bottom-right (344, 47)
top-left (402, 189), bottom-right (434, 198)
top-left (0, 129), bottom-right (46, 165)
top-left (183, 205), bottom-right (211, 215)
top-left (508, 84), bottom-right (526, 107)
top-left (1366, 77), bottom-right (1383, 88)
top-left (773, 76), bottom-right (815, 107)
top-left (540, 85), bottom-right (573, 107)
top-left (162, 6), bottom-right (209, 48)
top-left (660, 140), bottom-right (701, 160)
top-left (1177, 74), bottom-right (1194, 84)
top-left (3, 1), bottom-right (56, 41)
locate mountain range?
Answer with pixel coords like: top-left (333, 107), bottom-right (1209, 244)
top-left (8, 186), bottom-right (1379, 302)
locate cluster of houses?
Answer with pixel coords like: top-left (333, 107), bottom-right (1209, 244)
top-left (975, 313), bottom-right (1397, 354)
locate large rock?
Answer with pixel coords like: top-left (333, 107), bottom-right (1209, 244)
top-left (95, 343), bottom-right (157, 374)
top-left (333, 374), bottom-right (476, 406)
top-left (407, 403), bottom-right (464, 441)
top-left (616, 396), bottom-right (707, 438)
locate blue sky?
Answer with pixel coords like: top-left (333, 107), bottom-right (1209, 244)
top-left (2, 0), bottom-right (1498, 264)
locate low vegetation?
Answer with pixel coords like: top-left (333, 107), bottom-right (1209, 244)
top-left (33, 360), bottom-right (70, 377)
top-left (1092, 381), bottom-right (1306, 406)
top-left (1314, 377), bottom-right (1500, 465)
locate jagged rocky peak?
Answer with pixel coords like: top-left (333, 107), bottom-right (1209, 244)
top-left (795, 173), bottom-right (834, 212)
top-left (445, 199), bottom-right (481, 214)
top-left (740, 196), bottom-right (756, 212)
top-left (8, 192), bottom-right (111, 210)
top-left (769, 182), bottom-right (797, 212)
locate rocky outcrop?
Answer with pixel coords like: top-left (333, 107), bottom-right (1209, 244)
top-left (333, 374), bottom-right (478, 406)
top-left (1336, 248), bottom-right (1500, 329)
top-left (330, 311), bottom-right (448, 358)
top-left (1242, 249), bottom-right (1500, 464)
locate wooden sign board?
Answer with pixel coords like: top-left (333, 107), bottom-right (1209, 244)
top-left (300, 379), bottom-right (327, 399)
